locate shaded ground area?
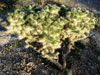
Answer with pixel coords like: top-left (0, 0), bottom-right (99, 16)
top-left (0, 0), bottom-right (100, 75)
top-left (77, 0), bottom-right (100, 11)
top-left (66, 0), bottom-right (100, 14)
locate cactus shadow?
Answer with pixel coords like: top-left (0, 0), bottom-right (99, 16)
top-left (0, 25), bottom-right (6, 31)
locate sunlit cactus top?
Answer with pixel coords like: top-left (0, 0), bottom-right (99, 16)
top-left (7, 4), bottom-right (96, 60)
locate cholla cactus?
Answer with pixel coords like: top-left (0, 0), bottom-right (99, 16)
top-left (7, 4), bottom-right (96, 62)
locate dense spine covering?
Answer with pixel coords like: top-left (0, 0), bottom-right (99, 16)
top-left (7, 4), bottom-right (96, 61)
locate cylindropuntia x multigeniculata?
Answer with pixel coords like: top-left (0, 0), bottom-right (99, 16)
top-left (7, 4), bottom-right (97, 70)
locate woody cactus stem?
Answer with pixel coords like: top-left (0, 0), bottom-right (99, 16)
top-left (62, 39), bottom-right (74, 72)
top-left (44, 55), bottom-right (63, 70)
